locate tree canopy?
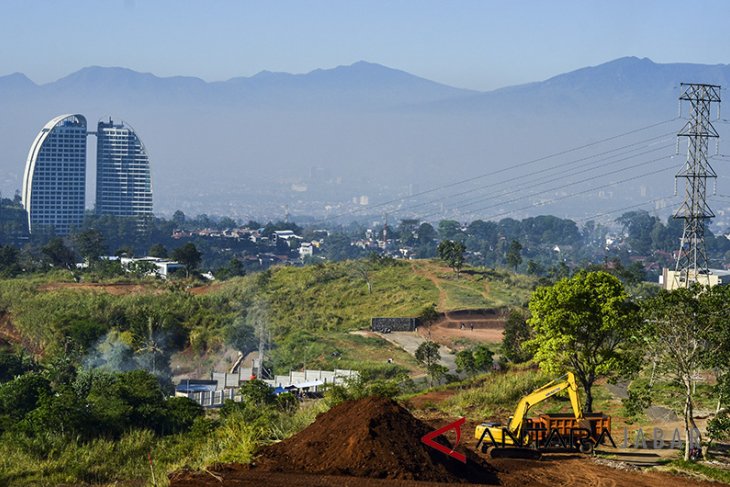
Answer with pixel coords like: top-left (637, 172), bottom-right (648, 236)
top-left (525, 270), bottom-right (642, 412)
top-left (437, 240), bottom-right (466, 277)
top-left (642, 285), bottom-right (730, 460)
top-left (172, 243), bottom-right (202, 277)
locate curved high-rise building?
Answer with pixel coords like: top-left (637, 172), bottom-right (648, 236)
top-left (22, 114), bottom-right (87, 235)
top-left (96, 118), bottom-right (153, 218)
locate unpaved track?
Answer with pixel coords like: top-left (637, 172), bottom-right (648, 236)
top-left (170, 470), bottom-right (495, 486)
top-left (422, 310), bottom-right (506, 347)
top-left (493, 455), bottom-right (718, 487)
top-left (170, 457), bottom-right (720, 487)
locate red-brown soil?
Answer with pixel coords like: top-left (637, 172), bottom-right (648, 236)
top-left (421, 309), bottom-right (506, 348)
top-left (256, 396), bottom-right (497, 483)
top-left (169, 395), bottom-right (724, 487)
top-left (405, 389), bottom-right (460, 410)
top-left (170, 456), bottom-right (724, 487)
top-left (170, 396), bottom-right (498, 485)
top-left (0, 311), bottom-right (43, 355)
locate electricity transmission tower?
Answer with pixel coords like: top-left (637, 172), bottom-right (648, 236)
top-left (672, 83), bottom-right (721, 288)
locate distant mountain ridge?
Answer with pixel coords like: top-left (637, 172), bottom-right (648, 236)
top-left (1, 61), bottom-right (475, 108)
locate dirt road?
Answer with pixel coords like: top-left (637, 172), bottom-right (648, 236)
top-left (170, 456), bottom-right (718, 487)
top-left (376, 331), bottom-right (458, 375)
top-left (422, 309), bottom-right (506, 348)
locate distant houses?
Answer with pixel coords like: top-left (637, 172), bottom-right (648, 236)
top-left (120, 256), bottom-right (186, 279)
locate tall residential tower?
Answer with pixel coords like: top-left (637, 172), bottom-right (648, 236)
top-left (22, 114), bottom-right (87, 235)
top-left (95, 119), bottom-right (153, 219)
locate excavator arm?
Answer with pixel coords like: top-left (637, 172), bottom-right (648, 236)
top-left (475, 371), bottom-right (583, 446)
top-left (507, 372), bottom-right (583, 437)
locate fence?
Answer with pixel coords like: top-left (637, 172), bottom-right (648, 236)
top-left (371, 317), bottom-right (419, 332)
top-left (184, 388), bottom-right (236, 407)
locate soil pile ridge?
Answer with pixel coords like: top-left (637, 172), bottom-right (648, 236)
top-left (255, 396), bottom-right (498, 484)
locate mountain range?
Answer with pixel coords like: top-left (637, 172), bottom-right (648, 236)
top-left (2, 57), bottom-right (730, 223)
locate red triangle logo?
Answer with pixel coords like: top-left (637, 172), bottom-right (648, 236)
top-left (421, 417), bottom-right (467, 463)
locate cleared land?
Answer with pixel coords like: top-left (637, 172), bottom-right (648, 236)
top-left (170, 394), bottom-right (718, 487)
top-left (422, 309), bottom-right (507, 348)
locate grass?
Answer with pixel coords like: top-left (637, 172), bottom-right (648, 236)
top-left (438, 365), bottom-right (550, 418)
top-left (410, 260), bottom-right (536, 311)
top-left (663, 459), bottom-right (730, 484)
top-left (0, 399), bottom-right (332, 487)
top-left (268, 330), bottom-right (421, 375)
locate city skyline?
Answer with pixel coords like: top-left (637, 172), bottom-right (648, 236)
top-left (22, 114), bottom-right (153, 235)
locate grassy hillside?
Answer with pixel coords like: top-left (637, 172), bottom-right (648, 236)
top-left (409, 260), bottom-right (536, 310)
top-left (0, 260), bottom-right (537, 374)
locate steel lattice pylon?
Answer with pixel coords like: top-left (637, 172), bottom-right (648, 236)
top-left (672, 83), bottom-right (721, 288)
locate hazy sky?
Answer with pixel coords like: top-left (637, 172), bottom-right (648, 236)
top-left (1, 0), bottom-right (729, 91)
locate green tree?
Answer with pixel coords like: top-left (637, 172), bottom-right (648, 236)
top-left (642, 285), bottom-right (730, 461)
top-left (0, 349), bottom-right (30, 383)
top-left (455, 345), bottom-right (493, 376)
top-left (428, 364), bottom-right (449, 385)
top-left (455, 350), bottom-right (477, 375)
top-left (164, 396), bottom-right (204, 433)
top-left (0, 373), bottom-right (51, 430)
top-left (501, 310), bottom-right (533, 363)
top-left (505, 240), bottom-right (523, 269)
top-left (324, 233), bottom-right (360, 261)
top-left (437, 240), bottom-right (466, 277)
top-left (415, 341), bottom-right (441, 386)
top-left (417, 222), bottom-right (437, 244)
top-left (172, 210), bottom-right (186, 226)
top-left (239, 379), bottom-right (277, 407)
top-left (353, 260), bottom-right (373, 294)
top-left (526, 260), bottom-right (543, 276)
top-left (0, 245), bottom-right (20, 277)
top-left (172, 243), bottom-right (202, 277)
top-left (472, 344), bottom-right (494, 372)
top-left (226, 257), bottom-right (245, 277)
top-left (128, 260), bottom-right (158, 278)
top-left (149, 243), bottom-right (168, 258)
top-left (419, 303), bottom-right (439, 339)
top-left (41, 238), bottom-right (76, 269)
top-left (73, 229), bottom-right (106, 263)
top-left (437, 220), bottom-right (463, 241)
top-left (525, 271), bottom-right (642, 412)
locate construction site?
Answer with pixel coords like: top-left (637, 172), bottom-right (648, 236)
top-left (169, 394), bottom-right (722, 487)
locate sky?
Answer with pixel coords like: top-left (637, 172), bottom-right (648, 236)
top-left (1, 0), bottom-right (730, 91)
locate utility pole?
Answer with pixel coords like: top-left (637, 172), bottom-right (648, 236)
top-left (257, 317), bottom-right (266, 379)
top-left (671, 83), bottom-right (721, 289)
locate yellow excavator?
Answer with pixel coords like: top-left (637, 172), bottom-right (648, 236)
top-left (474, 372), bottom-right (610, 459)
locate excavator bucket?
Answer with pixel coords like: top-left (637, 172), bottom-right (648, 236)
top-left (486, 446), bottom-right (542, 460)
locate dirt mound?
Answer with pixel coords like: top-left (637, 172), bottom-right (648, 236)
top-left (254, 396), bottom-right (498, 484)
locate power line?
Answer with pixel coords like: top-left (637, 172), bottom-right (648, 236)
top-left (396, 133), bottom-right (675, 215)
top-left (421, 153), bottom-right (675, 220)
top-left (436, 144), bottom-right (673, 214)
top-left (323, 117), bottom-right (679, 222)
top-left (453, 164), bottom-right (678, 223)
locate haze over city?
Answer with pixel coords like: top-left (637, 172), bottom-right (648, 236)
top-left (2, 0), bottom-right (730, 226)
